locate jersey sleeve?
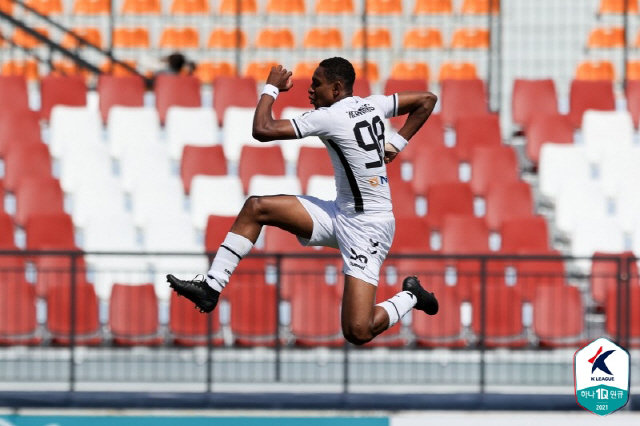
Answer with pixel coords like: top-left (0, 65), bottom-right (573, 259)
top-left (289, 108), bottom-right (332, 139)
top-left (366, 94), bottom-right (399, 119)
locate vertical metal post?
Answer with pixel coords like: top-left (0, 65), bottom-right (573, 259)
top-left (615, 257), bottom-right (623, 345)
top-left (479, 257), bottom-right (487, 395)
top-left (342, 342), bottom-right (349, 394)
top-left (69, 251), bottom-right (77, 392)
top-left (361, 0), bottom-right (368, 81)
top-left (235, 0), bottom-right (242, 76)
top-left (275, 254), bottom-right (282, 382)
top-left (108, 0), bottom-right (114, 73)
top-left (206, 311), bottom-right (213, 393)
top-left (623, 0), bottom-right (629, 87)
top-left (623, 255), bottom-right (631, 350)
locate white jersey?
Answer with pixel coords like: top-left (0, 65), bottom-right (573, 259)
top-left (290, 94), bottom-right (399, 214)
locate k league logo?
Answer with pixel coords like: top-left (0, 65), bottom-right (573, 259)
top-left (574, 337), bottom-right (630, 416)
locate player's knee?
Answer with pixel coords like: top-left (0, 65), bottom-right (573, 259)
top-left (342, 323), bottom-right (373, 346)
top-left (244, 196), bottom-right (269, 220)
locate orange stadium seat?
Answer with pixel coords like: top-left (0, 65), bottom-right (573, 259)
top-left (512, 79), bottom-right (558, 128)
top-left (599, 0), bottom-right (638, 14)
top-left (112, 27), bottom-right (150, 48)
top-left (12, 27), bottom-right (49, 49)
top-left (51, 61), bottom-right (92, 80)
top-left (352, 28), bottom-right (392, 48)
top-left (438, 62), bottom-right (478, 81)
top-left (451, 28), bottom-right (490, 49)
top-left (61, 27), bottom-right (102, 49)
top-left (294, 61), bottom-right (319, 78)
top-left (568, 79), bottom-right (615, 127)
top-left (219, 0), bottom-right (256, 14)
top-left (207, 29), bottom-right (247, 49)
top-left (73, 0), bottom-right (110, 13)
top-left (212, 76), bottom-right (257, 125)
top-left (414, 0), bottom-right (451, 13)
top-left (353, 61), bottom-right (379, 82)
top-left (588, 27), bottom-right (625, 48)
top-left (525, 113), bottom-right (574, 167)
top-left (180, 145), bottom-right (227, 194)
top-left (627, 60), bottom-right (640, 80)
top-left (97, 74), bottom-right (145, 123)
top-left (0, 75), bottom-right (29, 114)
top-left (390, 62), bottom-right (429, 80)
top-left (99, 60), bottom-right (138, 77)
top-left (154, 74), bottom-right (201, 124)
top-left (461, 0), bottom-right (499, 14)
top-left (194, 62), bottom-right (236, 84)
top-left (121, 0), bottom-right (161, 13)
top-left (304, 28), bottom-right (343, 48)
top-left (403, 28), bottom-right (443, 49)
top-left (0, 0), bottom-right (14, 13)
top-left (266, 0), bottom-right (305, 13)
top-left (109, 284), bottom-right (163, 346)
top-left (575, 60), bottom-right (615, 81)
top-left (315, 0), bottom-right (354, 13)
top-left (170, 0), bottom-right (209, 13)
top-left (25, 0), bottom-right (63, 14)
top-left (255, 28), bottom-right (295, 49)
top-left (244, 61), bottom-right (279, 82)
top-left (366, 0), bottom-right (402, 14)
top-left (159, 27), bottom-right (200, 48)
top-left (40, 74), bottom-right (87, 121)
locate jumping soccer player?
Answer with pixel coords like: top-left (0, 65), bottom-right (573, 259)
top-left (168, 57), bottom-right (439, 345)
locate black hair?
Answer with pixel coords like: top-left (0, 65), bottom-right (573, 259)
top-left (167, 53), bottom-right (186, 73)
top-left (319, 57), bottom-right (355, 92)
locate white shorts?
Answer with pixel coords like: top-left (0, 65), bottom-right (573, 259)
top-left (295, 196), bottom-right (395, 286)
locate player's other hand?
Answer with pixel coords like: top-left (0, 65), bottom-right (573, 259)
top-left (384, 143), bottom-right (399, 164)
top-left (267, 65), bottom-right (293, 92)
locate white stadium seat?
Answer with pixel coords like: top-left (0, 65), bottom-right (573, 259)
top-left (247, 175), bottom-right (302, 196)
top-left (165, 106), bottom-right (219, 161)
top-left (538, 144), bottom-right (590, 204)
top-left (107, 106), bottom-right (160, 159)
top-left (49, 106), bottom-right (102, 160)
top-left (190, 175), bottom-right (245, 230)
top-left (581, 110), bottom-right (634, 163)
top-left (306, 175), bottom-right (337, 200)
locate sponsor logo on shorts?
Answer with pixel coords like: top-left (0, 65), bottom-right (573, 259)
top-left (368, 239), bottom-right (379, 255)
top-left (349, 248), bottom-right (368, 270)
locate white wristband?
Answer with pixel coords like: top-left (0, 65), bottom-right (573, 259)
top-left (261, 84), bottom-right (279, 100)
top-left (388, 133), bottom-right (408, 152)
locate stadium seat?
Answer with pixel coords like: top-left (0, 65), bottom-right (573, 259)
top-left (352, 28), bottom-right (392, 48)
top-left (238, 146), bottom-right (286, 194)
top-left (180, 145), bottom-right (227, 194)
top-left (306, 175), bottom-right (337, 200)
top-left (0, 110), bottom-right (42, 158)
top-left (568, 79), bottom-right (616, 128)
top-left (73, 0), bottom-right (109, 13)
top-left (389, 63), bottom-right (429, 81)
top-left (130, 175), bottom-right (188, 226)
top-left (388, 180), bottom-right (418, 219)
top-left (159, 27), bottom-right (200, 48)
top-left (405, 114), bottom-right (445, 155)
top-left (591, 252), bottom-right (639, 310)
top-left (390, 216), bottom-right (432, 253)
top-left (60, 27), bottom-right (102, 49)
top-left (0, 75), bottom-right (29, 115)
top-left (40, 75), bottom-right (87, 121)
top-left (599, 0), bottom-right (638, 13)
top-left (500, 216), bottom-right (550, 253)
top-left (244, 61), bottom-right (279, 83)
top-left (207, 29), bottom-right (247, 49)
top-left (293, 62), bottom-right (317, 78)
top-left (154, 74), bottom-right (201, 124)
top-left (100, 60), bottom-right (139, 78)
top-left (599, 146), bottom-right (640, 199)
top-left (524, 114), bottom-right (573, 168)
top-left (461, 0), bottom-right (499, 14)
top-left (169, 291), bottom-right (223, 346)
top-left (15, 177), bottom-right (65, 227)
top-left (569, 218), bottom-right (625, 263)
top-left (248, 176), bottom-right (301, 197)
top-left (296, 147), bottom-right (333, 194)
top-left (0, 280), bottom-right (41, 345)
top-left (222, 107), bottom-right (267, 163)
top-left (204, 215), bottom-right (238, 251)
top-left (451, 28), bottom-right (490, 49)
top-left (533, 285), bottom-right (585, 347)
top-left (575, 60), bottom-right (615, 81)
top-left (471, 286), bottom-right (526, 347)
top-left (315, 0), bottom-right (354, 13)
top-left (605, 285), bottom-right (640, 346)
top-left (112, 27), bottom-right (150, 48)
top-left (266, 0), bottom-right (305, 13)
top-left (0, 60), bottom-right (39, 82)
top-left (272, 78), bottom-right (314, 119)
top-left (165, 107), bottom-right (219, 161)
top-left (453, 114), bottom-right (502, 162)
top-left (412, 284), bottom-right (465, 347)
top-left (107, 106), bottom-right (160, 159)
top-left (511, 79), bottom-right (558, 129)
top-left (438, 62), bottom-right (478, 81)
top-left (190, 176), bottom-right (245, 230)
top-left (109, 284), bottom-right (163, 346)
top-left (403, 28), bottom-right (444, 49)
top-left (469, 146), bottom-right (519, 196)
top-left (538, 144), bottom-right (589, 203)
top-left (212, 76), bottom-right (257, 126)
top-left (48, 106), bottom-right (101, 162)
top-left (97, 75), bottom-right (145, 124)
top-left (366, 0), bottom-right (402, 14)
top-left (0, 0), bottom-right (13, 13)
top-left (625, 79), bottom-right (640, 127)
top-left (263, 227), bottom-right (322, 255)
top-left (582, 110), bottom-right (634, 162)
top-left (3, 142), bottom-right (52, 192)
top-left (587, 27), bottom-right (625, 48)
top-left (440, 79), bottom-right (488, 126)
top-left (290, 282), bottom-right (343, 346)
top-left (121, 0), bottom-right (161, 13)
top-left (219, 0), bottom-right (257, 13)
top-left (25, 0), bottom-right (62, 14)
top-left (279, 257), bottom-right (341, 302)
top-left (555, 182), bottom-right (610, 236)
top-left (170, 0), bottom-right (209, 13)
top-left (484, 181), bottom-right (534, 231)
top-left (0, 211), bottom-right (24, 282)
top-left (255, 28), bottom-right (295, 49)
top-left (353, 76), bottom-right (373, 96)
top-left (47, 283), bottom-right (102, 345)
top-left (384, 76), bottom-right (428, 129)
top-left (194, 62), bottom-right (236, 84)
top-left (414, 0), bottom-right (451, 13)
top-left (410, 145), bottom-right (459, 197)
top-left (442, 215), bottom-right (490, 254)
top-left (426, 182), bottom-right (474, 229)
top-left (303, 28), bottom-right (343, 49)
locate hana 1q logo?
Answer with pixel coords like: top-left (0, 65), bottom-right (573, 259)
top-left (574, 337), bottom-right (630, 416)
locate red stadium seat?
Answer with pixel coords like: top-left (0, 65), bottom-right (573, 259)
top-left (180, 145), bottom-right (228, 194)
top-left (0, 75), bottom-right (29, 115)
top-left (524, 113), bottom-right (574, 168)
top-left (390, 216), bottom-right (432, 253)
top-left (0, 212), bottom-right (16, 248)
top-left (238, 146), bottom-right (286, 194)
top-left (0, 110), bottom-right (42, 157)
top-left (25, 212), bottom-right (76, 250)
top-left (40, 75), bottom-right (87, 121)
top-left (606, 285), bottom-right (640, 346)
top-left (389, 180), bottom-right (418, 219)
top-left (296, 147), bottom-right (333, 194)
top-left (109, 284), bottom-right (163, 346)
top-left (503, 250), bottom-right (565, 302)
top-left (426, 182), bottom-right (474, 229)
top-left (453, 114), bottom-right (502, 162)
top-left (625, 80), bottom-right (640, 128)
top-left (47, 283), bottom-right (102, 345)
top-left (500, 216), bottom-right (551, 254)
top-left (97, 75), bottom-right (145, 124)
top-left (442, 215), bottom-right (490, 254)
top-left (0, 280), bottom-right (41, 345)
top-left (263, 227), bottom-right (322, 255)
top-left (15, 176), bottom-right (65, 227)
top-left (0, 212), bottom-right (26, 287)
top-left (405, 113), bottom-right (445, 156)
top-left (469, 145), bottom-right (519, 196)
top-left (154, 74), bottom-right (201, 124)
top-left (204, 215), bottom-right (237, 252)
top-left (169, 291), bottom-right (223, 346)
top-left (279, 257), bottom-right (342, 300)
top-left (3, 143), bottom-right (52, 192)
top-left (290, 282), bottom-right (343, 346)
top-left (212, 76), bottom-right (257, 126)
top-left (273, 78), bottom-right (314, 119)
top-left (533, 285), bottom-right (585, 347)
top-left (568, 80), bottom-right (616, 128)
top-left (384, 78), bottom-right (428, 130)
top-left (591, 252), bottom-right (639, 310)
top-left (440, 79), bottom-right (488, 127)
top-left (484, 181), bottom-right (534, 231)
top-left (471, 285), bottom-right (527, 347)
top-left (34, 253), bottom-right (87, 299)
top-left (412, 284), bottom-right (466, 347)
top-left (410, 145), bottom-right (459, 197)
top-left (512, 79), bottom-right (558, 129)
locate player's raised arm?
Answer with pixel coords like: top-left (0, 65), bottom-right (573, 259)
top-left (395, 91), bottom-right (438, 141)
top-left (252, 65), bottom-right (299, 142)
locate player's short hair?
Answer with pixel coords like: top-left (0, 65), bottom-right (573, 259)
top-left (319, 57), bottom-right (355, 92)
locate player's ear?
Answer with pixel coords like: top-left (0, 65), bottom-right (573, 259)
top-left (332, 80), bottom-right (342, 96)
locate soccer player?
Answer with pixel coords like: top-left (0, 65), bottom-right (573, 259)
top-left (168, 57), bottom-right (439, 345)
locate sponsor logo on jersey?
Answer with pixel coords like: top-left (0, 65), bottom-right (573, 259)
top-left (368, 176), bottom-right (388, 187)
top-left (348, 104), bottom-right (376, 118)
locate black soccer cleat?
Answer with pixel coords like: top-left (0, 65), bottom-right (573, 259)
top-left (167, 274), bottom-right (220, 313)
top-left (402, 275), bottom-right (439, 315)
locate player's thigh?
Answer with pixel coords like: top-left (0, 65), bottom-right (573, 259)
top-left (248, 194), bottom-right (314, 239)
top-left (341, 274), bottom-right (377, 333)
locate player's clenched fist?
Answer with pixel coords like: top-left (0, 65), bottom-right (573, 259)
top-left (267, 65), bottom-right (293, 92)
